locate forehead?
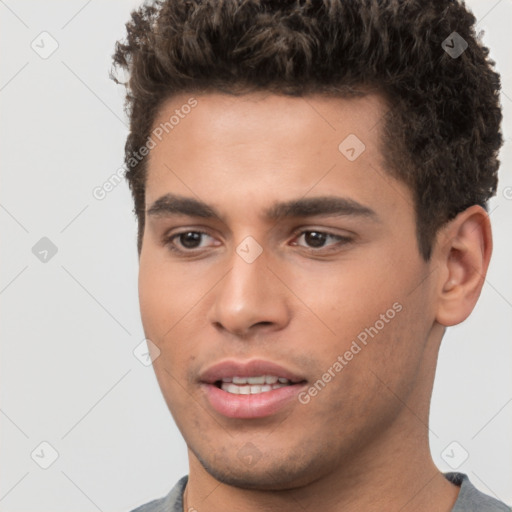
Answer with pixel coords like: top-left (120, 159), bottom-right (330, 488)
top-left (149, 91), bottom-right (387, 153)
top-left (144, 91), bottom-right (412, 223)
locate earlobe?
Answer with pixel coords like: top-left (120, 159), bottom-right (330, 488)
top-left (435, 205), bottom-right (492, 327)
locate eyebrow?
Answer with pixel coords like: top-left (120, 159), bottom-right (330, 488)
top-left (146, 193), bottom-right (379, 223)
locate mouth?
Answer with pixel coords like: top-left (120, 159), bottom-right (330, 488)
top-left (199, 359), bottom-right (308, 418)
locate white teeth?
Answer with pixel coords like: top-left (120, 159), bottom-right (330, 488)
top-left (221, 382), bottom-right (289, 395)
top-left (216, 375), bottom-right (297, 393)
top-left (247, 376), bottom-right (265, 384)
top-left (227, 375), bottom-right (291, 385)
top-left (252, 385), bottom-right (272, 393)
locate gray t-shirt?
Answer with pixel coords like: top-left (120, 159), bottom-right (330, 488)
top-left (130, 472), bottom-right (510, 512)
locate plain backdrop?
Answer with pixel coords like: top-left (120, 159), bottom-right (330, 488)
top-left (1, 1), bottom-right (511, 511)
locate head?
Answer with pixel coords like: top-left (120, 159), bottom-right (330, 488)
top-left (111, 0), bottom-right (502, 491)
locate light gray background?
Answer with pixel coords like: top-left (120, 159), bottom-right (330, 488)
top-left (0, 1), bottom-right (511, 510)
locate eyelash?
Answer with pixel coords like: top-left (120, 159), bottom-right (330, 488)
top-left (162, 229), bottom-right (353, 255)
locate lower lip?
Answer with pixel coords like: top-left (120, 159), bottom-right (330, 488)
top-left (201, 382), bottom-right (307, 419)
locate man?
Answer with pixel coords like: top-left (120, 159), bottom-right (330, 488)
top-left (110, 1), bottom-right (509, 510)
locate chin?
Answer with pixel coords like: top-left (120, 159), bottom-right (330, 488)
top-left (192, 447), bottom-right (324, 491)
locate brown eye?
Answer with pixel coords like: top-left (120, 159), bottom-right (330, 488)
top-left (164, 231), bottom-right (217, 253)
top-left (303, 231), bottom-right (328, 248)
top-left (178, 231), bottom-right (203, 249)
top-left (293, 230), bottom-right (352, 250)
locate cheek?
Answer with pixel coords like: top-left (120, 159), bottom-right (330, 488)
top-left (138, 259), bottom-right (168, 337)
top-left (295, 271), bottom-right (429, 435)
top-left (289, 255), bottom-right (404, 335)
top-left (290, 250), bottom-right (428, 383)
top-left (137, 255), bottom-right (199, 414)
top-left (137, 252), bottom-right (219, 379)
top-left (138, 251), bottom-right (199, 339)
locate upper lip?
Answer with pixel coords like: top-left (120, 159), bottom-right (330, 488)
top-left (199, 358), bottom-right (307, 384)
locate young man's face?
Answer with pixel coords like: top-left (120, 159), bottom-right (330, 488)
top-left (139, 92), bottom-right (442, 489)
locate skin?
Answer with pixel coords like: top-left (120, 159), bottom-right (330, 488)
top-left (138, 92), bottom-right (492, 512)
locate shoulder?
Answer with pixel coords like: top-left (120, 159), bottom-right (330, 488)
top-left (128, 475), bottom-right (188, 512)
top-left (447, 472), bottom-right (511, 512)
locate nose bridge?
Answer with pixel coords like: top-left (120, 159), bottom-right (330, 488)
top-left (209, 236), bottom-right (289, 335)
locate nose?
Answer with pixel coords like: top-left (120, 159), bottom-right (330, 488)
top-left (207, 243), bottom-right (290, 338)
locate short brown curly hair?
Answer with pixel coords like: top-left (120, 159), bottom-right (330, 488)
top-left (110, 0), bottom-right (503, 260)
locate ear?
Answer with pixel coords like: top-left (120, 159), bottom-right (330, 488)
top-left (433, 205), bottom-right (493, 327)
